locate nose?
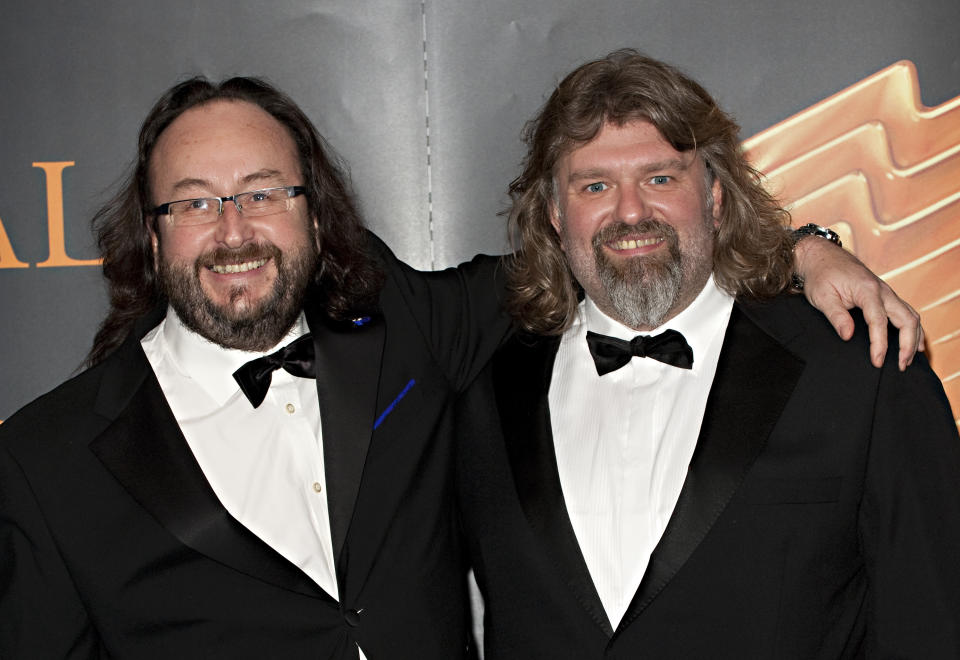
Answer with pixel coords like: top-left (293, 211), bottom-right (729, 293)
top-left (213, 199), bottom-right (254, 247)
top-left (615, 185), bottom-right (648, 225)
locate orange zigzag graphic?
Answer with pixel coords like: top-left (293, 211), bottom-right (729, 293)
top-left (744, 61), bottom-right (960, 422)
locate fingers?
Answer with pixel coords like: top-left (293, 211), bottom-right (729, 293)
top-left (849, 281), bottom-right (921, 370)
top-left (858, 292), bottom-right (891, 369)
top-left (821, 305), bottom-right (856, 342)
top-left (793, 234), bottom-right (923, 369)
top-left (879, 288), bottom-right (923, 370)
top-left (898, 327), bottom-right (920, 371)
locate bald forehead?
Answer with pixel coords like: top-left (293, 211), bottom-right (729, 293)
top-left (148, 99), bottom-right (303, 203)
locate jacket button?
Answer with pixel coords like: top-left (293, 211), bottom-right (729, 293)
top-left (344, 609), bottom-right (361, 627)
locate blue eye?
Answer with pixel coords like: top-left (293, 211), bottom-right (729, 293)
top-left (586, 182), bottom-right (607, 193)
top-left (651, 175), bottom-right (670, 185)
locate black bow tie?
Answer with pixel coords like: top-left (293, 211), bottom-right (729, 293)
top-left (585, 329), bottom-right (694, 376)
top-left (233, 334), bottom-right (316, 408)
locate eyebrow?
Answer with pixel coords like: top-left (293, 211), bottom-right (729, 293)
top-left (565, 157), bottom-right (692, 184)
top-left (565, 168), bottom-right (611, 184)
top-left (169, 169), bottom-right (288, 195)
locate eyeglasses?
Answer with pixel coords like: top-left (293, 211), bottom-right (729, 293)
top-left (152, 185), bottom-right (307, 226)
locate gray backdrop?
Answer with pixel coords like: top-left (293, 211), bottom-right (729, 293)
top-left (2, 0), bottom-right (959, 422)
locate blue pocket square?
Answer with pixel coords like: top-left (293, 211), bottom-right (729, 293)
top-left (374, 379), bottom-right (416, 429)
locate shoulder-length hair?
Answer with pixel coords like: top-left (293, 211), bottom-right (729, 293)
top-left (87, 76), bottom-right (382, 365)
top-left (505, 49), bottom-right (794, 335)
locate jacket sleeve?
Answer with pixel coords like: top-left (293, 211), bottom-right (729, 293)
top-left (371, 232), bottom-right (513, 392)
top-left (859, 352), bottom-right (960, 656)
top-left (0, 442), bottom-right (101, 659)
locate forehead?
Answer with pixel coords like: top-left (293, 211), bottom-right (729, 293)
top-left (558, 119), bottom-right (689, 173)
top-left (149, 99), bottom-right (301, 194)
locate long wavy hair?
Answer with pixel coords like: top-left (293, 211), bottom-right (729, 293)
top-left (87, 77), bottom-right (383, 365)
top-left (505, 49), bottom-right (794, 335)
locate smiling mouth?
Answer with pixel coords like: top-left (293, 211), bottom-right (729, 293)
top-left (610, 237), bottom-right (663, 250)
top-left (209, 258), bottom-right (268, 274)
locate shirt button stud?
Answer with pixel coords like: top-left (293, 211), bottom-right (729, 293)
top-left (312, 482), bottom-right (322, 493)
top-left (285, 403), bottom-right (295, 414)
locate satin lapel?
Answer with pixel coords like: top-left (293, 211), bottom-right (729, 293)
top-left (89, 334), bottom-right (325, 599)
top-left (495, 333), bottom-right (614, 638)
top-left (305, 307), bottom-right (385, 563)
top-left (618, 304), bottom-right (805, 629)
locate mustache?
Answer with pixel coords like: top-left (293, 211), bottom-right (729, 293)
top-left (196, 243), bottom-right (282, 268)
top-left (592, 220), bottom-right (678, 248)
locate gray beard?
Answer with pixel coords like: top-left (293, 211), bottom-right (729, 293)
top-left (592, 221), bottom-right (683, 329)
top-left (159, 242), bottom-right (317, 352)
top-left (597, 245), bottom-right (682, 329)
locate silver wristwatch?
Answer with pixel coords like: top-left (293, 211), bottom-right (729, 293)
top-left (791, 223), bottom-right (843, 290)
top-left (793, 223), bottom-right (842, 248)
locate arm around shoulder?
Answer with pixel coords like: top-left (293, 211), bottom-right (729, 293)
top-left (380, 246), bottom-right (513, 391)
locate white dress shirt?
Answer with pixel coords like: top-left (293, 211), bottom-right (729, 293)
top-left (141, 309), bottom-right (339, 598)
top-left (549, 276), bottom-right (734, 629)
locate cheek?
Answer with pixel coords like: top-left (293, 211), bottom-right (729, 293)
top-left (564, 215), bottom-right (599, 252)
top-left (269, 212), bottom-right (314, 250)
top-left (158, 228), bottom-right (209, 265)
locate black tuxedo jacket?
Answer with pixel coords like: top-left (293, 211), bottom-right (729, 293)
top-left (0, 239), bottom-right (508, 659)
top-left (457, 294), bottom-right (960, 659)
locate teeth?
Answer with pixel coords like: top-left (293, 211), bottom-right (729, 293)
top-left (613, 237), bottom-right (660, 250)
top-left (210, 258), bottom-right (267, 274)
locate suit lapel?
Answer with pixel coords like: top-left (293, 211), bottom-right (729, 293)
top-left (89, 328), bottom-right (325, 599)
top-left (305, 303), bottom-right (385, 565)
top-left (618, 303), bottom-right (805, 629)
top-left (495, 333), bottom-right (615, 638)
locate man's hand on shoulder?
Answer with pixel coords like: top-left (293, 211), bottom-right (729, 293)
top-left (794, 235), bottom-right (923, 371)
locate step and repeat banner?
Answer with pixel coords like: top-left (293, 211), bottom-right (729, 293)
top-left (2, 0), bottom-right (958, 422)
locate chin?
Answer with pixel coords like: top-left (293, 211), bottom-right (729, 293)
top-left (204, 290), bottom-right (263, 323)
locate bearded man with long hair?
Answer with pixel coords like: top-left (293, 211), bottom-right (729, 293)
top-left (0, 76), bottom-right (513, 659)
top-left (457, 50), bottom-right (959, 659)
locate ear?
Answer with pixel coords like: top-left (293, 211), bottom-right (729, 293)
top-left (710, 179), bottom-right (723, 227)
top-left (312, 215), bottom-right (321, 252)
top-left (149, 221), bottom-right (160, 273)
top-left (548, 198), bottom-right (563, 237)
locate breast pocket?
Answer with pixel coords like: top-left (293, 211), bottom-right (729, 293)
top-left (373, 378), bottom-right (419, 431)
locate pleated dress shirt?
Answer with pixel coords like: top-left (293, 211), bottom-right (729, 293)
top-left (549, 276), bottom-right (734, 628)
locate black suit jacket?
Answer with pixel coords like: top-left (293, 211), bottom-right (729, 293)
top-left (0, 238), bottom-right (508, 659)
top-left (457, 294), bottom-right (960, 659)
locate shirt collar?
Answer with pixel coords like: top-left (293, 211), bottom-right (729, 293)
top-left (582, 275), bottom-right (734, 369)
top-left (160, 307), bottom-right (309, 406)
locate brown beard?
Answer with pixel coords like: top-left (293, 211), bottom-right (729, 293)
top-left (159, 241), bottom-right (318, 352)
